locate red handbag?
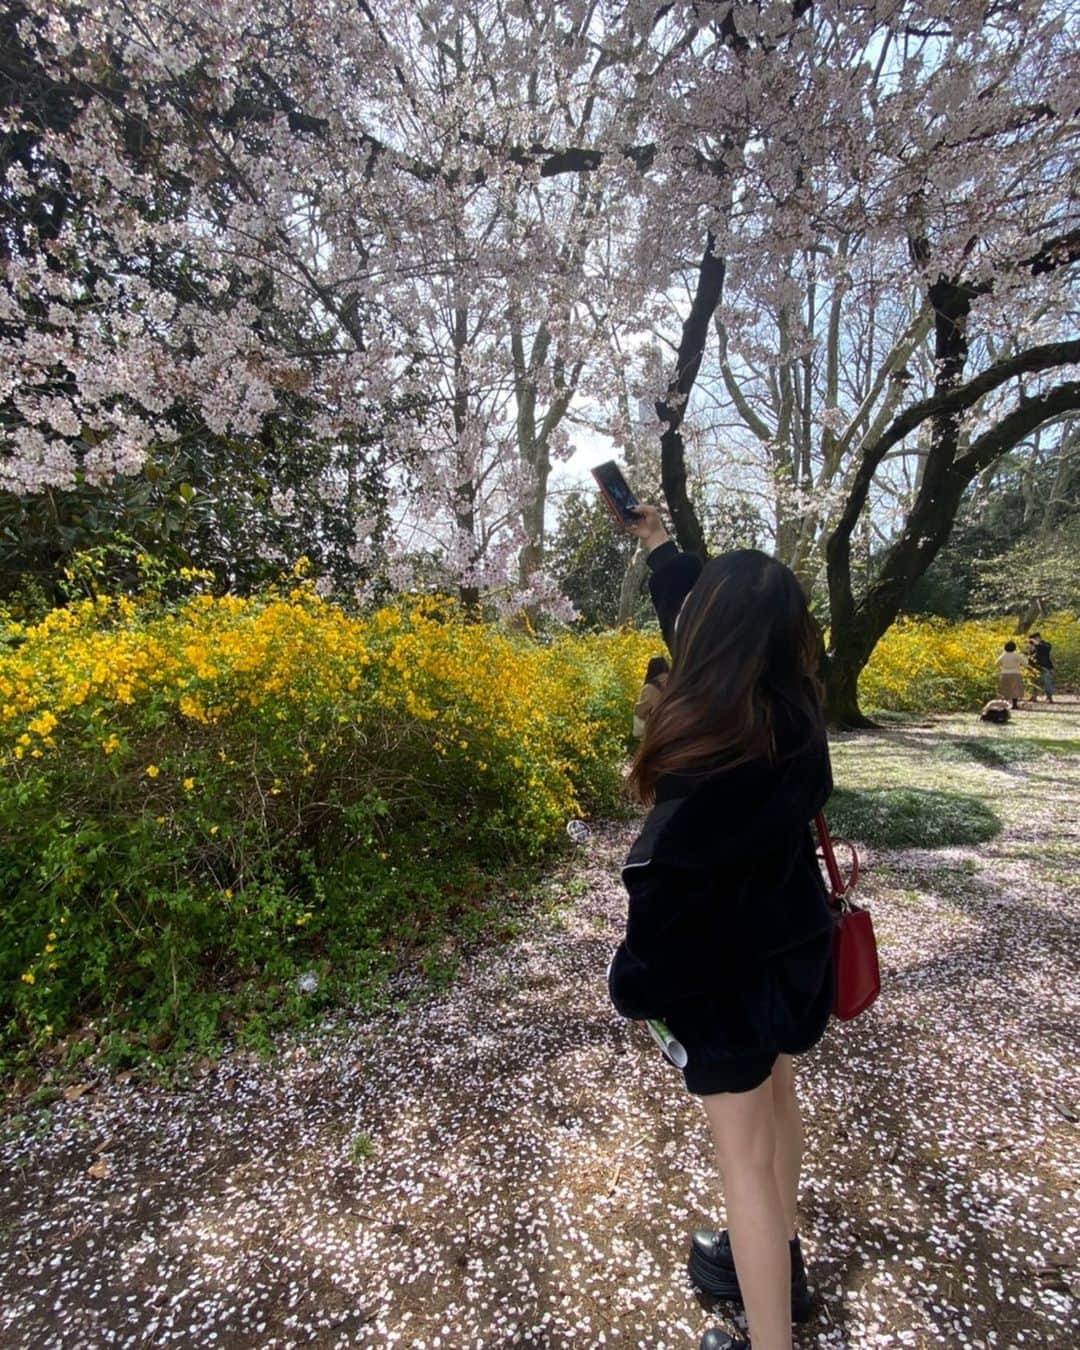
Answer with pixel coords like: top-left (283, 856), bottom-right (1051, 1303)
top-left (814, 813), bottom-right (880, 1020)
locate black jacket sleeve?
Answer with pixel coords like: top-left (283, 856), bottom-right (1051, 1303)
top-left (646, 540), bottom-right (702, 651)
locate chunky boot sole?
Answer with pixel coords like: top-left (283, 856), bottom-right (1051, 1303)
top-left (687, 1248), bottom-right (814, 1323)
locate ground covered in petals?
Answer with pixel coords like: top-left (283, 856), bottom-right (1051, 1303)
top-left (2, 703), bottom-right (1078, 1349)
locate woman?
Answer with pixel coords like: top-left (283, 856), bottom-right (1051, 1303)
top-left (995, 640), bottom-right (1026, 709)
top-left (608, 506), bottom-right (834, 1350)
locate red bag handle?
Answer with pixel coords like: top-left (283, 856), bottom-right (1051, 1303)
top-left (815, 812), bottom-right (859, 903)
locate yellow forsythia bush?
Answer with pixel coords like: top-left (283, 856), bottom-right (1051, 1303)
top-left (0, 580), bottom-right (658, 1059)
top-left (859, 614), bottom-right (1079, 713)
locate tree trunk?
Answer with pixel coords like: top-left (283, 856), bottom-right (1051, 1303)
top-left (816, 236), bottom-right (1080, 725)
top-left (824, 274), bottom-right (972, 724)
top-left (617, 545), bottom-right (648, 626)
top-left (826, 468), bottom-right (972, 726)
top-left (1015, 597), bottom-right (1045, 634)
top-left (1043, 420), bottom-right (1078, 531)
top-left (517, 448), bottom-right (550, 597)
top-left (823, 647), bottom-right (876, 729)
top-left (824, 372), bottom-right (1080, 724)
top-left (655, 233), bottom-right (724, 559)
top-left (452, 299), bottom-right (480, 615)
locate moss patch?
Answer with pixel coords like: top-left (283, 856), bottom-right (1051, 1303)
top-left (932, 737), bottom-right (1041, 771)
top-left (827, 786), bottom-right (1002, 847)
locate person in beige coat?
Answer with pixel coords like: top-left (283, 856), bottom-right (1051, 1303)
top-left (995, 641), bottom-right (1026, 709)
top-left (632, 656), bottom-right (670, 737)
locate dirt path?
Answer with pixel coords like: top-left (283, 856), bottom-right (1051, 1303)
top-left (2, 711), bottom-right (1078, 1348)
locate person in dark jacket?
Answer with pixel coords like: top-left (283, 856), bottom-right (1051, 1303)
top-left (1027, 632), bottom-right (1054, 701)
top-left (609, 505), bottom-right (834, 1350)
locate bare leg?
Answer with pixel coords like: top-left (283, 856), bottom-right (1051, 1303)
top-left (770, 1054), bottom-right (803, 1240)
top-left (703, 1079), bottom-right (792, 1350)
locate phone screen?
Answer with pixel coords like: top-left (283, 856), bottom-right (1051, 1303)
top-left (592, 461), bottom-right (639, 522)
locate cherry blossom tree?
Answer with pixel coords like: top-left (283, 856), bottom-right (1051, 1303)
top-left (1, 0), bottom-right (667, 609)
top-left (617, 1), bottom-right (1080, 722)
top-left (1, 0), bottom-right (420, 600)
top-left (3, 0), bottom-right (1078, 673)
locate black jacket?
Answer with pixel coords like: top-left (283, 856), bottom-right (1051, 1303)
top-left (645, 539), bottom-right (702, 649)
top-left (608, 540), bottom-right (834, 1082)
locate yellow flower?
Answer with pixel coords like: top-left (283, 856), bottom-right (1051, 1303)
top-left (209, 824), bottom-right (219, 836)
top-left (20, 972), bottom-right (35, 985)
top-left (48, 932), bottom-right (57, 941)
top-left (28, 709), bottom-right (58, 737)
top-left (146, 764), bottom-right (160, 778)
top-left (182, 777), bottom-right (195, 791)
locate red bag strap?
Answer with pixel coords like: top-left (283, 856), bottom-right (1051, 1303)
top-left (815, 812), bottom-right (860, 902)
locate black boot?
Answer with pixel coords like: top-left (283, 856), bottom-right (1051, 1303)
top-left (688, 1228), bottom-right (812, 1322)
top-left (699, 1331), bottom-right (749, 1350)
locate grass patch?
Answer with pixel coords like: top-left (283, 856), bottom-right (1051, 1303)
top-left (349, 1132), bottom-right (376, 1163)
top-left (932, 737), bottom-right (1042, 771)
top-left (932, 734), bottom-right (1080, 770)
top-left (827, 786), bottom-right (1002, 848)
top-left (1024, 736), bottom-right (1080, 757)
top-left (1, 855), bottom-right (539, 1087)
top-left (862, 710), bottom-right (929, 725)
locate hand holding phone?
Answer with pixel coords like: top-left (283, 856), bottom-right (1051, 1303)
top-left (624, 503), bottom-right (665, 543)
top-left (591, 460), bottom-right (640, 524)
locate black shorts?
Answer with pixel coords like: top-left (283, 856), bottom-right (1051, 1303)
top-left (682, 1020), bottom-right (826, 1096)
top-left (676, 935), bottom-right (833, 1096)
top-left (684, 1051), bottom-right (780, 1096)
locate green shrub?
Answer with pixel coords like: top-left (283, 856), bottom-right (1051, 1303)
top-left (0, 583), bottom-right (655, 1067)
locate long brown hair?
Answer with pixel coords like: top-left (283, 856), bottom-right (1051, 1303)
top-left (628, 549), bottom-right (823, 803)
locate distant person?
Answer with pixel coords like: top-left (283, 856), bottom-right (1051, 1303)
top-left (995, 641), bottom-right (1026, 710)
top-left (632, 656), bottom-right (669, 737)
top-left (1027, 632), bottom-right (1054, 702)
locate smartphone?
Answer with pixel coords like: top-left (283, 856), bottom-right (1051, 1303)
top-left (591, 460), bottom-right (639, 524)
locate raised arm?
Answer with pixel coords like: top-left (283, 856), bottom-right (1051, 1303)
top-left (625, 504), bottom-right (702, 652)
